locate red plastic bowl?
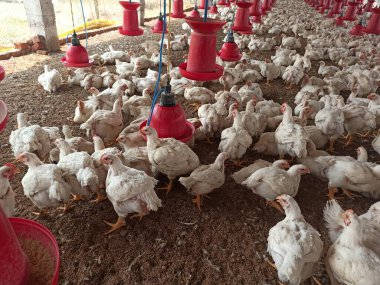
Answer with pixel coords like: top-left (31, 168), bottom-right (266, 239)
top-left (9, 218), bottom-right (60, 285)
top-left (139, 120), bottom-right (195, 143)
top-left (0, 65), bottom-right (5, 81)
top-left (0, 100), bottom-right (9, 133)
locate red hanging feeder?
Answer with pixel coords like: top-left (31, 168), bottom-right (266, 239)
top-left (218, 0), bottom-right (228, 5)
top-left (210, 3), bottom-right (219, 13)
top-left (357, 4), bottom-right (364, 15)
top-left (119, 1), bottom-right (144, 36)
top-left (171, 0), bottom-right (186, 18)
top-left (190, 5), bottom-right (201, 17)
top-left (350, 19), bottom-right (365, 35)
top-left (250, 0), bottom-right (262, 23)
top-left (341, 1), bottom-right (359, 21)
top-left (179, 17), bottom-right (226, 81)
top-left (151, 14), bottom-right (168, 34)
top-left (364, 7), bottom-right (380, 35)
top-left (218, 31), bottom-right (242, 61)
top-left (327, 0), bottom-right (343, 17)
top-left (365, 0), bottom-right (375, 12)
top-left (61, 32), bottom-right (93, 68)
top-left (319, 0), bottom-right (332, 13)
top-left (140, 90), bottom-right (195, 142)
top-left (232, 1), bottom-right (253, 34)
top-left (261, 0), bottom-right (271, 12)
top-left (199, 0), bottom-right (211, 9)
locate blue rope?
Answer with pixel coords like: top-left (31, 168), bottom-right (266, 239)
top-left (147, 0), bottom-right (167, 126)
top-left (204, 0), bottom-right (209, 22)
top-left (79, 0), bottom-right (88, 48)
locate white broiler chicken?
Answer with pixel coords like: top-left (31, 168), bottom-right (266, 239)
top-left (0, 164), bottom-right (18, 217)
top-left (100, 153), bottom-right (161, 234)
top-left (184, 86), bottom-right (215, 110)
top-left (179, 152), bottom-right (228, 210)
top-left (232, 159), bottom-right (285, 185)
top-left (100, 45), bottom-right (130, 64)
top-left (253, 132), bottom-right (279, 156)
top-left (326, 209), bottom-right (380, 285)
top-left (198, 100), bottom-right (229, 140)
top-left (275, 103), bottom-right (308, 160)
top-left (9, 113), bottom-right (53, 160)
top-left (62, 125), bottom-right (94, 154)
top-left (372, 130), bottom-right (380, 155)
top-left (318, 61), bottom-right (340, 78)
top-left (255, 100), bottom-right (281, 118)
top-left (141, 126), bottom-right (200, 193)
top-left (314, 95), bottom-right (345, 152)
top-left (17, 152), bottom-right (74, 213)
top-left (80, 96), bottom-right (123, 142)
top-left (324, 199), bottom-right (380, 255)
top-left (241, 99), bottom-right (267, 137)
top-left (261, 60), bottom-right (282, 85)
top-left (73, 96), bottom-right (99, 124)
top-left (268, 195), bottom-right (323, 285)
top-left (219, 68), bottom-right (242, 90)
top-left (218, 109), bottom-right (252, 165)
top-left (282, 65), bottom-right (304, 89)
top-left (38, 65), bottom-right (62, 93)
top-left (55, 138), bottom-right (99, 201)
top-left (242, 162), bottom-right (310, 212)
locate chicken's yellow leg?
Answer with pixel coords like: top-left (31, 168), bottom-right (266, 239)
top-left (327, 187), bottom-right (338, 200)
top-left (91, 190), bottom-right (108, 203)
top-left (344, 134), bottom-right (353, 147)
top-left (189, 102), bottom-right (202, 112)
top-left (342, 189), bottom-right (361, 200)
top-left (192, 194), bottom-right (202, 211)
top-left (70, 194), bottom-right (84, 202)
top-left (130, 212), bottom-right (145, 221)
top-left (103, 217), bottom-right (126, 235)
top-left (157, 179), bottom-right (174, 195)
top-left (328, 137), bottom-right (337, 153)
top-left (58, 203), bottom-right (72, 212)
top-left (233, 159), bottom-right (245, 167)
top-left (356, 130), bottom-right (372, 138)
top-left (266, 200), bottom-right (285, 214)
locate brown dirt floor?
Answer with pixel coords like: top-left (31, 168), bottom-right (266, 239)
top-left (0, 16), bottom-right (379, 285)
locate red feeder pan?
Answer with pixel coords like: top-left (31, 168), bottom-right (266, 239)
top-left (218, 0), bottom-right (228, 5)
top-left (232, 1), bottom-right (253, 34)
top-left (0, 65), bottom-right (5, 81)
top-left (327, 0), bottom-right (343, 17)
top-left (61, 33), bottom-right (93, 68)
top-left (179, 17), bottom-right (226, 81)
top-left (0, 207), bottom-right (28, 285)
top-left (341, 1), bottom-right (359, 21)
top-left (335, 15), bottom-right (346, 26)
top-left (119, 1), bottom-right (144, 36)
top-left (210, 4), bottom-right (219, 13)
top-left (218, 32), bottom-right (242, 61)
top-left (250, 0), bottom-right (262, 22)
top-left (199, 0), bottom-right (209, 9)
top-left (365, 0), bottom-right (375, 12)
top-left (364, 7), bottom-right (380, 35)
top-left (319, 0), bottom-right (332, 13)
top-left (0, 100), bottom-right (9, 133)
top-left (139, 93), bottom-right (195, 143)
top-left (261, 0), bottom-right (271, 12)
top-left (350, 20), bottom-right (365, 35)
top-left (10, 217), bottom-right (60, 285)
top-left (190, 5), bottom-right (201, 17)
top-left (151, 15), bottom-right (168, 34)
top-left (171, 0), bottom-right (186, 18)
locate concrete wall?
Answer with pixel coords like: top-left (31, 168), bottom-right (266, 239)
top-left (24, 0), bottom-right (60, 51)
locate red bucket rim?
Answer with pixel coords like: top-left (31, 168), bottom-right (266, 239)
top-left (61, 57), bottom-right (93, 67)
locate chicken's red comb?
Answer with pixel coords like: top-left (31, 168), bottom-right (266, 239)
top-left (4, 163), bottom-right (16, 169)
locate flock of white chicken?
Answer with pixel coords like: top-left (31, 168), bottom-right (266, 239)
top-left (1, 0), bottom-right (380, 283)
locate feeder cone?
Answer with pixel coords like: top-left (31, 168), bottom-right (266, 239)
top-left (327, 0), bottom-right (343, 17)
top-left (261, 0), bottom-right (271, 12)
top-left (190, 5), bottom-right (201, 17)
top-left (365, 0), bottom-right (375, 12)
top-left (179, 17), bottom-right (226, 81)
top-left (171, 0), bottom-right (186, 18)
top-left (232, 1), bottom-right (253, 34)
top-left (199, 0), bottom-right (211, 9)
top-left (140, 88), bottom-right (195, 142)
top-left (350, 19), bottom-right (365, 35)
top-left (218, 0), bottom-right (228, 5)
top-left (0, 207), bottom-right (28, 284)
top-left (364, 7), bottom-right (380, 35)
top-left (250, 0), bottom-right (262, 16)
top-left (341, 1), bottom-right (359, 21)
top-left (151, 14), bottom-right (168, 34)
top-left (119, 1), bottom-right (144, 36)
top-left (210, 3), bottom-right (219, 13)
top-left (61, 32), bottom-right (93, 68)
top-left (218, 31), bottom-right (242, 61)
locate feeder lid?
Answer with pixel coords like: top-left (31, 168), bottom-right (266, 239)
top-left (71, 31), bottom-right (81, 46)
top-left (226, 30), bottom-right (235, 42)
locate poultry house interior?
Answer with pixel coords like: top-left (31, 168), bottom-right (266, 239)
top-left (0, 0), bottom-right (380, 284)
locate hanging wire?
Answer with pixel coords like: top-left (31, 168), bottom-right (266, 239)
top-left (167, 0), bottom-right (172, 74)
top-left (69, 0), bottom-right (76, 30)
top-left (147, 0), bottom-right (167, 126)
top-left (79, 0), bottom-right (89, 48)
top-left (204, 0), bottom-right (209, 21)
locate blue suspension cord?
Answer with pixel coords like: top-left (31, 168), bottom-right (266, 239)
top-left (147, 0), bottom-right (167, 126)
top-left (79, 0), bottom-right (88, 48)
top-left (204, 0), bottom-right (209, 21)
